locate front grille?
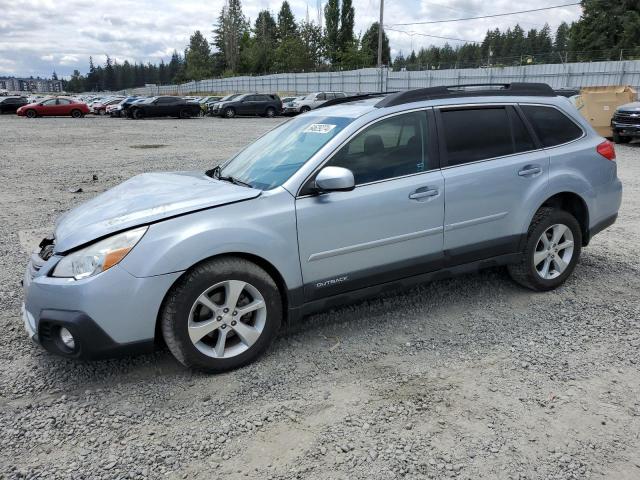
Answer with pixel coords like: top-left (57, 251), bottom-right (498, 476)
top-left (613, 112), bottom-right (640, 126)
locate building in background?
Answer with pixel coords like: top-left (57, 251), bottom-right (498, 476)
top-left (0, 76), bottom-right (63, 93)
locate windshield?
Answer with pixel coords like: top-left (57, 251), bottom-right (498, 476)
top-left (219, 115), bottom-right (354, 190)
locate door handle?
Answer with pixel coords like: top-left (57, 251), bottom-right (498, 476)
top-left (518, 165), bottom-right (542, 176)
top-left (409, 188), bottom-right (439, 200)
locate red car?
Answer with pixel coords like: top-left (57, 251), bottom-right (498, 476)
top-left (17, 98), bottom-right (90, 118)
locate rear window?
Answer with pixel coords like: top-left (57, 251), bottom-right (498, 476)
top-left (521, 105), bottom-right (583, 147)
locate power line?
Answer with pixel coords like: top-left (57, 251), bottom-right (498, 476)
top-left (388, 2), bottom-right (581, 27)
top-left (386, 27), bottom-right (480, 44)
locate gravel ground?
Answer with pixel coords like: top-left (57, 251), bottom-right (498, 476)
top-left (0, 115), bottom-right (639, 480)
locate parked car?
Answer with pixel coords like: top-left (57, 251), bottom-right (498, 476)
top-left (281, 96), bottom-right (304, 115)
top-left (21, 83), bottom-right (621, 372)
top-left (108, 97), bottom-right (140, 117)
top-left (127, 96), bottom-right (201, 119)
top-left (197, 96), bottom-right (222, 116)
top-left (283, 92), bottom-right (347, 114)
top-left (0, 96), bottom-right (28, 113)
top-left (17, 97), bottom-right (90, 118)
top-left (611, 101), bottom-right (640, 144)
top-left (211, 93), bottom-right (281, 118)
top-left (93, 97), bottom-right (125, 115)
top-left (119, 97), bottom-right (146, 117)
top-left (207, 94), bottom-right (241, 116)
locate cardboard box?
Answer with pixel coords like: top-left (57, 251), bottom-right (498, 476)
top-left (574, 86), bottom-right (638, 138)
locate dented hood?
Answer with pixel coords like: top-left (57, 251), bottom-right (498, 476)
top-left (54, 171), bottom-right (260, 253)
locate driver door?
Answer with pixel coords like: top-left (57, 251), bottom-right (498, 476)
top-left (295, 109), bottom-right (445, 301)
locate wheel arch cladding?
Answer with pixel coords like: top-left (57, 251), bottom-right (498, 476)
top-left (154, 252), bottom-right (291, 343)
top-left (537, 192), bottom-right (589, 246)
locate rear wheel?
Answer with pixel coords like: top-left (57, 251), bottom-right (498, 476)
top-left (224, 107), bottom-right (236, 119)
top-left (71, 109), bottom-right (82, 118)
top-left (179, 108), bottom-right (192, 119)
top-left (508, 207), bottom-right (582, 291)
top-left (161, 257), bottom-right (282, 372)
top-left (265, 107), bottom-right (276, 118)
top-left (26, 109), bottom-right (37, 118)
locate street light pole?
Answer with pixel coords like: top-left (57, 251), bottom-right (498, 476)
top-left (377, 0), bottom-right (384, 67)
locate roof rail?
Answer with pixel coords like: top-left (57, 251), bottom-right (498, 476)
top-left (375, 83), bottom-right (556, 108)
top-left (316, 92), bottom-right (394, 110)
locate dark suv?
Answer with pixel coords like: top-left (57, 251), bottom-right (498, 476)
top-left (611, 102), bottom-right (640, 143)
top-left (127, 96), bottom-right (201, 120)
top-left (211, 94), bottom-right (281, 118)
top-left (0, 96), bottom-right (28, 114)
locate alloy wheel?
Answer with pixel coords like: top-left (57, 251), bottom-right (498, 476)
top-left (188, 280), bottom-right (266, 359)
top-left (533, 223), bottom-right (574, 280)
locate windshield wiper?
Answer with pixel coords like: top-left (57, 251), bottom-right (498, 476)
top-left (205, 165), bottom-right (253, 188)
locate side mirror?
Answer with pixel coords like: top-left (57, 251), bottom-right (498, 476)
top-left (315, 166), bottom-right (355, 192)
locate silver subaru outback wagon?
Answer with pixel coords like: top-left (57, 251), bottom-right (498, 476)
top-left (22, 83), bottom-right (622, 372)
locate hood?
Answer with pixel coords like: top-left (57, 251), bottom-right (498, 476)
top-left (20, 102), bottom-right (40, 109)
top-left (617, 102), bottom-right (640, 113)
top-left (54, 171), bottom-right (261, 253)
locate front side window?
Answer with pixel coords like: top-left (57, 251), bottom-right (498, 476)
top-left (328, 111), bottom-right (428, 185)
top-left (41, 99), bottom-right (57, 106)
top-left (219, 115), bottom-right (354, 190)
top-left (521, 105), bottom-right (583, 147)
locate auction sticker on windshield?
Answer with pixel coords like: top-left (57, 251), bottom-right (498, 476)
top-left (304, 123), bottom-right (337, 134)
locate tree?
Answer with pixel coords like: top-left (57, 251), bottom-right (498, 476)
top-left (249, 10), bottom-right (277, 73)
top-left (339, 0), bottom-right (355, 55)
top-left (324, 0), bottom-right (340, 63)
top-left (214, 0), bottom-right (248, 73)
top-left (361, 22), bottom-right (390, 66)
top-left (299, 20), bottom-right (324, 68)
top-left (277, 1), bottom-right (298, 41)
top-left (185, 30), bottom-right (213, 80)
top-left (570, 0), bottom-right (640, 59)
top-left (103, 55), bottom-right (116, 90)
top-left (554, 21), bottom-right (571, 53)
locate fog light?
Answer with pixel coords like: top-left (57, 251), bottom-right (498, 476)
top-left (59, 327), bottom-right (75, 350)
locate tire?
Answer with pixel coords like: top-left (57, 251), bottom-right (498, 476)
top-left (613, 131), bottom-right (621, 143)
top-left (26, 109), bottom-right (37, 118)
top-left (507, 207), bottom-right (582, 291)
top-left (179, 108), bottom-right (192, 119)
top-left (224, 107), bottom-right (236, 118)
top-left (300, 106), bottom-right (311, 113)
top-left (161, 257), bottom-right (282, 373)
top-left (265, 107), bottom-right (276, 118)
top-left (132, 108), bottom-right (144, 120)
top-left (71, 109), bottom-right (82, 119)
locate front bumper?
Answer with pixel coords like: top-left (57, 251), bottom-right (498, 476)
top-left (22, 251), bottom-right (182, 360)
top-left (611, 121), bottom-right (640, 137)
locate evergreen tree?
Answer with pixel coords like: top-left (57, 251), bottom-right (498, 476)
top-left (361, 22), bottom-right (390, 66)
top-left (324, 0), bottom-right (340, 63)
top-left (277, 1), bottom-right (298, 41)
top-left (185, 30), bottom-right (213, 80)
top-left (104, 55), bottom-right (116, 90)
top-left (214, 0), bottom-right (248, 73)
top-left (250, 10), bottom-right (277, 73)
top-left (554, 21), bottom-right (571, 53)
top-left (168, 50), bottom-right (184, 82)
top-left (299, 20), bottom-right (324, 68)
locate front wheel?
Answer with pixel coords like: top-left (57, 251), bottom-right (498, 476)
top-left (224, 107), bottom-right (236, 119)
top-left (300, 106), bottom-right (311, 113)
top-left (26, 109), bottom-right (37, 118)
top-left (132, 108), bottom-right (144, 120)
top-left (508, 207), bottom-right (582, 291)
top-left (179, 108), bottom-right (192, 119)
top-left (161, 257), bottom-right (282, 372)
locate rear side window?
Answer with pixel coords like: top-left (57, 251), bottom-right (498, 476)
top-left (521, 105), bottom-right (583, 147)
top-left (440, 108), bottom-right (513, 166)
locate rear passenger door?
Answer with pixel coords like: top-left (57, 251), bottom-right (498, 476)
top-left (436, 105), bottom-right (549, 263)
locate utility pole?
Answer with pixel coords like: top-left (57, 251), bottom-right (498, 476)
top-left (377, 0), bottom-right (384, 67)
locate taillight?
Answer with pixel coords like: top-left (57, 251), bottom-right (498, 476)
top-left (596, 140), bottom-right (616, 161)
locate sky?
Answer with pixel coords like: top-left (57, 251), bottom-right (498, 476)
top-left (0, 0), bottom-right (583, 79)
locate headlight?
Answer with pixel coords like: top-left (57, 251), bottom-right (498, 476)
top-left (52, 226), bottom-right (147, 280)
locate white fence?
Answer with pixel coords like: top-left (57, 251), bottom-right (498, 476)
top-left (122, 60), bottom-right (640, 96)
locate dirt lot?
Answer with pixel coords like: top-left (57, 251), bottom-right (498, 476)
top-left (0, 115), bottom-right (639, 480)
